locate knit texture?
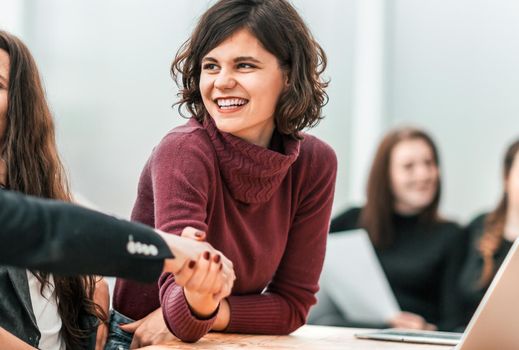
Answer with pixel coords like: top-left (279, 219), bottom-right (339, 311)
top-left (113, 117), bottom-right (337, 341)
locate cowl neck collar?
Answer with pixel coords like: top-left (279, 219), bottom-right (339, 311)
top-left (202, 117), bottom-right (300, 204)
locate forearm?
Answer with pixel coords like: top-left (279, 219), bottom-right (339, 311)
top-left (224, 291), bottom-right (308, 335)
top-left (0, 328), bottom-right (37, 350)
top-left (0, 190), bottom-right (170, 281)
top-left (94, 277), bottom-right (110, 320)
top-left (160, 282), bottom-right (217, 342)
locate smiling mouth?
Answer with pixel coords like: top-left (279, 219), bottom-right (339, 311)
top-left (214, 97), bottom-right (249, 110)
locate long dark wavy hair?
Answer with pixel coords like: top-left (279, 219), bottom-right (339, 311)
top-left (0, 30), bottom-right (105, 349)
top-left (171, 0), bottom-right (329, 139)
top-left (359, 127), bottom-right (442, 247)
top-left (478, 139), bottom-right (519, 287)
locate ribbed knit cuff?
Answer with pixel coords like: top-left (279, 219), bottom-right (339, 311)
top-left (162, 284), bottom-right (216, 342)
top-left (226, 294), bottom-right (284, 334)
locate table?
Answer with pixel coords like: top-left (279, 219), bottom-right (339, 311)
top-left (139, 325), bottom-right (451, 349)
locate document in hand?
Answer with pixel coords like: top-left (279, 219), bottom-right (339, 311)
top-left (320, 229), bottom-right (401, 325)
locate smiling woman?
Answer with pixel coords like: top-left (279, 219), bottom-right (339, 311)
top-left (108, 0), bottom-right (337, 347)
top-left (311, 127), bottom-right (466, 332)
top-left (199, 29), bottom-right (286, 147)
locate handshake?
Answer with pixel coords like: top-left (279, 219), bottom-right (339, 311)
top-left (156, 227), bottom-right (235, 315)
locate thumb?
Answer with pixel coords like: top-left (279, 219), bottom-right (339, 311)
top-left (181, 226), bottom-right (206, 241)
top-left (119, 319), bottom-right (143, 333)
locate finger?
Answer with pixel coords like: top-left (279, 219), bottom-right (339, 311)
top-left (220, 261), bottom-right (236, 285)
top-left (174, 260), bottom-right (197, 287)
top-left (219, 253), bottom-right (234, 271)
top-left (200, 257), bottom-right (224, 295)
top-left (119, 319), bottom-right (142, 333)
top-left (181, 226), bottom-right (206, 241)
top-left (129, 335), bottom-right (140, 350)
top-left (213, 278), bottom-right (232, 301)
top-left (130, 333), bottom-right (142, 349)
top-left (425, 323), bottom-right (437, 331)
top-left (185, 252), bottom-right (212, 291)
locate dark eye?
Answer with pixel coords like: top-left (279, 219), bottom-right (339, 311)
top-left (237, 62), bottom-right (256, 69)
top-left (202, 63), bottom-right (219, 71)
top-left (403, 163), bottom-right (413, 171)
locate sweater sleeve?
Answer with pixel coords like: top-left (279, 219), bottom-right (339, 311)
top-left (147, 132), bottom-right (219, 341)
top-left (224, 143), bottom-right (338, 335)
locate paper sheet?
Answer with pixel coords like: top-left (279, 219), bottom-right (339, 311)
top-left (320, 229), bottom-right (401, 324)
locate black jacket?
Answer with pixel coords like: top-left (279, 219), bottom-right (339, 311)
top-left (0, 190), bottom-right (172, 282)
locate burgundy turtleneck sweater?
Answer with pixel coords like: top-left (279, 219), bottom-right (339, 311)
top-left (113, 117), bottom-right (337, 342)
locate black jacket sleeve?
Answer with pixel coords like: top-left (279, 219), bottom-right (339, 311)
top-left (0, 190), bottom-right (172, 282)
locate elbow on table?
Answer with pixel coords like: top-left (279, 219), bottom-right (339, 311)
top-left (164, 320), bottom-right (208, 343)
top-left (272, 313), bottom-right (307, 335)
top-left (176, 332), bottom-right (205, 343)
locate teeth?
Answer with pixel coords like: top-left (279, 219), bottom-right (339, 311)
top-left (216, 98), bottom-right (247, 108)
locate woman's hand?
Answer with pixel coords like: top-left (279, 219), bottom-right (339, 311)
top-left (158, 227), bottom-right (234, 283)
top-left (119, 308), bottom-right (176, 349)
top-left (179, 228), bottom-right (234, 319)
top-left (388, 312), bottom-right (437, 330)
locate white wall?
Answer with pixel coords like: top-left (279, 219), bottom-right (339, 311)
top-left (2, 0), bottom-right (518, 223)
top-left (387, 0), bottom-right (519, 222)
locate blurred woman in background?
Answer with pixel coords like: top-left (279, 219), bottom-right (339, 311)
top-left (0, 30), bottom-right (108, 350)
top-left (458, 139), bottom-right (519, 325)
top-left (311, 127), bottom-right (465, 331)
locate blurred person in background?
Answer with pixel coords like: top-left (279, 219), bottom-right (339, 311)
top-left (458, 139), bottom-right (519, 326)
top-left (310, 127), bottom-right (466, 331)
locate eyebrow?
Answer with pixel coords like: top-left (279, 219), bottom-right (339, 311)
top-left (202, 56), bottom-right (262, 64)
top-left (0, 73), bottom-right (7, 84)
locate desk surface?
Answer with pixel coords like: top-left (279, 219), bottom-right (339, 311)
top-left (140, 325), bottom-right (451, 350)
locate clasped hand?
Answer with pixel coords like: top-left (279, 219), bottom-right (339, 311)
top-left (122, 227), bottom-right (234, 348)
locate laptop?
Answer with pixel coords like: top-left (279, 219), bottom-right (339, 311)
top-left (356, 238), bottom-right (519, 349)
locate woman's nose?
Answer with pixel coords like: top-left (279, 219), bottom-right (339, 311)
top-left (214, 70), bottom-right (237, 90)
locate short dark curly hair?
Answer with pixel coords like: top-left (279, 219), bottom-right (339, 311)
top-left (171, 0), bottom-right (329, 138)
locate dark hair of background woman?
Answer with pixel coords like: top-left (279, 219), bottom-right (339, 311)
top-left (171, 0), bottom-right (329, 139)
top-left (0, 30), bottom-right (105, 348)
top-left (359, 127), bottom-right (442, 248)
top-left (478, 139), bottom-right (519, 287)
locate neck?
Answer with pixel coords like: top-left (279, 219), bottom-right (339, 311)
top-left (394, 203), bottom-right (422, 216)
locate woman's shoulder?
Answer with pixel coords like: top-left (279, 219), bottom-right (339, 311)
top-left (147, 119), bottom-right (217, 176)
top-left (330, 207), bottom-right (363, 233)
top-left (153, 118), bottom-right (215, 157)
top-left (467, 212), bottom-right (488, 229)
top-left (159, 118), bottom-right (209, 145)
top-left (464, 212), bottom-right (489, 240)
top-left (293, 134), bottom-right (337, 185)
top-left (429, 217), bottom-right (464, 240)
top-left (298, 133), bottom-right (337, 167)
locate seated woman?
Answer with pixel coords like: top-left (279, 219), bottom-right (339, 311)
top-left (458, 139), bottom-right (519, 325)
top-left (108, 0), bottom-right (337, 347)
top-left (311, 127), bottom-right (465, 331)
top-left (0, 30), bottom-right (108, 350)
